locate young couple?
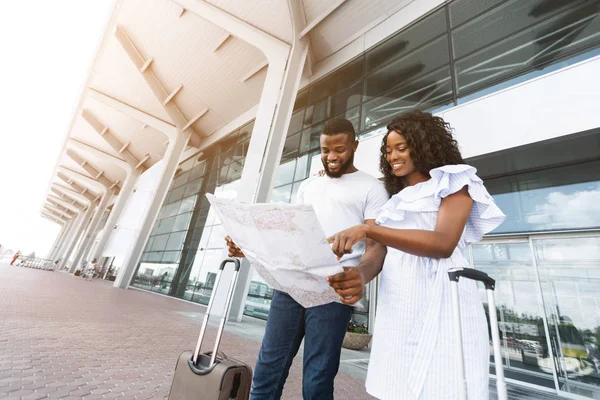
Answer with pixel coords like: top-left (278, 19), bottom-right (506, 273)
top-left (226, 111), bottom-right (505, 400)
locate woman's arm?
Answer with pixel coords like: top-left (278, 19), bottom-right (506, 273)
top-left (329, 187), bottom-right (473, 259)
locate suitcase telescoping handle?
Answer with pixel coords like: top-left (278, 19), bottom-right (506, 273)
top-left (192, 259), bottom-right (241, 367)
top-left (448, 268), bottom-right (507, 400)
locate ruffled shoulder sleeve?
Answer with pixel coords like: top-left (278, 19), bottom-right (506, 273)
top-left (431, 164), bottom-right (506, 242)
top-left (376, 164), bottom-right (506, 243)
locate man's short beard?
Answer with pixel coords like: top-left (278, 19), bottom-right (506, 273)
top-left (322, 152), bottom-right (354, 178)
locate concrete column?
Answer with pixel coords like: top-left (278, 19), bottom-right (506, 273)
top-left (71, 191), bottom-right (113, 272)
top-left (222, 17), bottom-right (309, 322)
top-left (89, 171), bottom-right (140, 263)
top-left (59, 204), bottom-right (95, 271)
top-left (55, 215), bottom-right (82, 266)
top-left (113, 130), bottom-right (192, 289)
top-left (83, 208), bottom-right (110, 262)
top-left (48, 222), bottom-right (69, 260)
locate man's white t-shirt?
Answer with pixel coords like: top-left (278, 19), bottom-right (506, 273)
top-left (296, 170), bottom-right (389, 267)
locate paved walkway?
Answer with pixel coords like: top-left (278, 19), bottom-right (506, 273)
top-left (0, 263), bottom-right (372, 399)
top-left (0, 262), bottom-right (570, 400)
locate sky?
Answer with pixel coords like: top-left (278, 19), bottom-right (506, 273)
top-left (0, 1), bottom-right (113, 257)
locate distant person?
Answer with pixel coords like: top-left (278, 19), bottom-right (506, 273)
top-left (327, 110), bottom-right (506, 399)
top-left (10, 251), bottom-right (21, 265)
top-left (85, 259), bottom-right (97, 281)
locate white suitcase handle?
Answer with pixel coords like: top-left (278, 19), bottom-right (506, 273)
top-left (448, 268), bottom-right (507, 400)
top-left (192, 259), bottom-right (241, 367)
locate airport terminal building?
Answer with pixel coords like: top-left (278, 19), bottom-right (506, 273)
top-left (42, 0), bottom-right (600, 398)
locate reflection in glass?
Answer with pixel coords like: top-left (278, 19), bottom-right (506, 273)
top-left (485, 161), bottom-right (600, 234)
top-left (471, 241), bottom-right (555, 389)
top-left (535, 236), bottom-right (600, 396)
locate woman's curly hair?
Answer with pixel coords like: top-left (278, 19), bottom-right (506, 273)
top-left (380, 110), bottom-right (464, 196)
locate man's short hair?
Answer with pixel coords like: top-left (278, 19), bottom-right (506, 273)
top-left (322, 118), bottom-right (356, 140)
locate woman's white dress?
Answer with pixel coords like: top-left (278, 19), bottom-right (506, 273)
top-left (366, 165), bottom-right (506, 400)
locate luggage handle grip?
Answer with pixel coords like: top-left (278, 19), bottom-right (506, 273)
top-left (448, 267), bottom-right (495, 290)
top-left (192, 259), bottom-right (241, 366)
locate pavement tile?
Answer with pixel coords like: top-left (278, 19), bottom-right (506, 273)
top-left (0, 263), bottom-right (372, 400)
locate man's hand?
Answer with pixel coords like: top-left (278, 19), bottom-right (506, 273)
top-left (327, 224), bottom-right (369, 258)
top-left (327, 267), bottom-right (365, 305)
top-left (225, 236), bottom-right (245, 258)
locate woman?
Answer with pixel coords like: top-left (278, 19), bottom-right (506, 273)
top-left (328, 110), bottom-right (505, 399)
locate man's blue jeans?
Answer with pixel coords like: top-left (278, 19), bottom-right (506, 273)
top-left (250, 290), bottom-right (353, 400)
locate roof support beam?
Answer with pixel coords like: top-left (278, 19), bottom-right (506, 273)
top-left (68, 137), bottom-right (132, 173)
top-left (52, 183), bottom-right (94, 204)
top-left (45, 200), bottom-right (77, 218)
top-left (65, 149), bottom-right (121, 193)
top-left (299, 0), bottom-right (346, 38)
top-left (44, 205), bottom-right (73, 219)
top-left (41, 212), bottom-right (66, 225)
top-left (88, 89), bottom-right (177, 138)
top-left (114, 25), bottom-right (205, 147)
top-left (56, 170), bottom-right (103, 201)
top-left (47, 194), bottom-right (82, 213)
top-left (42, 207), bottom-right (69, 222)
top-left (212, 33), bottom-right (231, 52)
top-left (171, 0), bottom-right (290, 61)
top-left (50, 189), bottom-right (88, 210)
top-left (240, 61), bottom-right (269, 83)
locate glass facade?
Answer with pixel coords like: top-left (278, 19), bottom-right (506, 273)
top-left (283, 0), bottom-right (600, 151)
top-left (127, 0), bottom-right (600, 396)
top-left (130, 122), bottom-right (252, 301)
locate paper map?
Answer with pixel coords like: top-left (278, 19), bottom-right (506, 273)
top-left (206, 194), bottom-right (344, 308)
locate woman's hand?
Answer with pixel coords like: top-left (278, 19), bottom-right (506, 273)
top-left (327, 224), bottom-right (369, 258)
top-left (224, 236), bottom-right (245, 258)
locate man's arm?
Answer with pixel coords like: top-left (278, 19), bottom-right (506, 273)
top-left (327, 219), bottom-right (386, 305)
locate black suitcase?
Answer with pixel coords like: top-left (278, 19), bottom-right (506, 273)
top-left (448, 268), bottom-right (507, 400)
top-left (169, 259), bottom-right (252, 400)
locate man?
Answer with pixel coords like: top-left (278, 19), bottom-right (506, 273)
top-left (225, 118), bottom-right (389, 399)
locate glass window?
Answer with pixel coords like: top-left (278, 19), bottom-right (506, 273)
top-left (308, 56), bottom-right (364, 105)
top-left (156, 216), bottom-right (176, 235)
top-left (366, 8), bottom-right (447, 74)
top-left (288, 109), bottom-right (305, 136)
top-left (184, 178), bottom-right (203, 198)
top-left (178, 195), bottom-right (197, 214)
top-left (166, 231), bottom-right (186, 251)
top-left (294, 155), bottom-right (309, 181)
top-left (162, 251), bottom-right (181, 263)
top-left (272, 184), bottom-right (293, 204)
top-left (300, 123), bottom-right (323, 154)
top-left (452, 0), bottom-right (600, 97)
top-left (364, 35), bottom-right (450, 102)
top-left (147, 252), bottom-right (163, 262)
top-left (274, 160), bottom-right (297, 187)
top-left (334, 106), bottom-right (360, 133)
top-left (172, 170), bottom-right (191, 189)
top-left (291, 181), bottom-right (303, 204)
top-left (303, 100), bottom-right (330, 129)
top-left (152, 234), bottom-right (169, 252)
top-left (190, 159), bottom-right (207, 181)
top-left (484, 160), bottom-right (600, 234)
top-left (330, 81), bottom-right (363, 116)
top-left (294, 89), bottom-right (308, 111)
top-left (163, 201), bottom-right (181, 219)
top-left (281, 132), bottom-right (301, 163)
top-left (173, 212), bottom-right (193, 232)
top-left (167, 186), bottom-right (186, 204)
top-left (206, 224), bottom-right (226, 249)
top-left (362, 67), bottom-right (453, 130)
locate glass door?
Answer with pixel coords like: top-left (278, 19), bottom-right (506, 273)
top-left (532, 234), bottom-right (600, 399)
top-left (470, 239), bottom-right (558, 390)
